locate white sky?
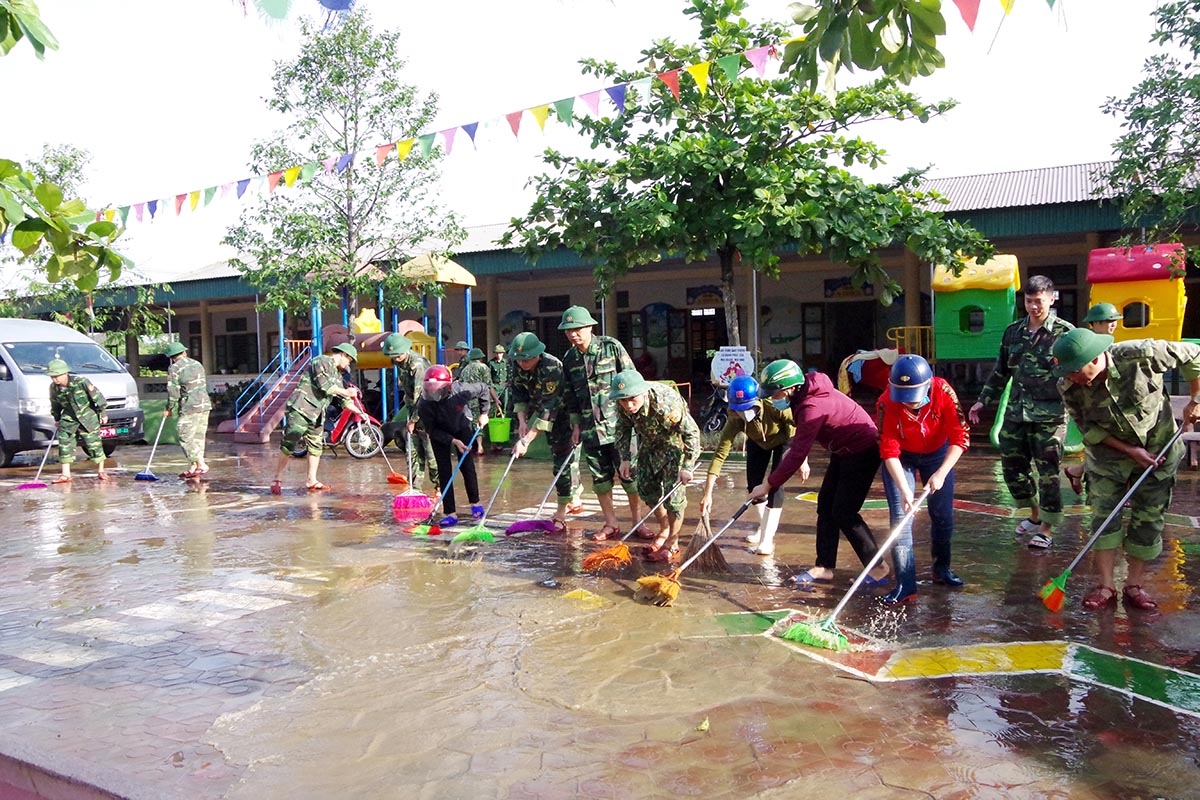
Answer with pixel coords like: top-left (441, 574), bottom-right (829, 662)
top-left (1, 0), bottom-right (1159, 283)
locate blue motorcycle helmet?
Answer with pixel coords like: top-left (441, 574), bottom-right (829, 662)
top-left (726, 374), bottom-right (759, 411)
top-left (889, 354), bottom-right (933, 403)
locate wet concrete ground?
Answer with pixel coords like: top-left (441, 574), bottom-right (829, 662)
top-left (0, 439), bottom-right (1199, 798)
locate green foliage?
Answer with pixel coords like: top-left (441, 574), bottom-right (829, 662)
top-left (0, 0), bottom-right (58, 59)
top-left (503, 0), bottom-right (991, 343)
top-left (225, 10), bottom-right (463, 317)
top-left (1103, 0), bottom-right (1200, 256)
top-left (0, 275), bottom-right (172, 345)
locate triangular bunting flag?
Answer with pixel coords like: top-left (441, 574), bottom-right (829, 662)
top-left (220, 182), bottom-right (234, 198)
top-left (746, 46), bottom-right (771, 77)
top-left (441, 128), bottom-right (457, 155)
top-left (148, 200), bottom-right (158, 218)
top-left (629, 77), bottom-right (653, 102)
top-left (685, 62), bottom-right (711, 95)
top-left (322, 157), bottom-right (337, 174)
top-left (658, 69), bottom-right (681, 100)
top-left (118, 206), bottom-right (130, 225)
top-left (418, 133), bottom-right (435, 157)
top-left (336, 153), bottom-right (353, 173)
top-left (951, 0), bottom-right (981, 29)
top-left (463, 122), bottom-right (479, 145)
top-left (506, 110), bottom-right (523, 137)
top-left (103, 209), bottom-right (116, 222)
top-left (268, 171), bottom-right (284, 192)
top-left (375, 143), bottom-right (394, 166)
top-left (716, 54), bottom-right (741, 82)
top-left (236, 178), bottom-right (251, 198)
top-left (134, 202), bottom-right (145, 223)
top-left (188, 190), bottom-right (200, 211)
top-left (203, 187), bottom-right (217, 206)
top-left (299, 162), bottom-right (320, 184)
top-left (605, 84), bottom-right (627, 113)
top-left (553, 97), bottom-right (575, 125)
top-left (175, 194), bottom-right (186, 215)
top-left (999, 0), bottom-right (1014, 11)
top-left (396, 139), bottom-right (415, 160)
top-left (283, 166), bottom-right (301, 187)
top-left (530, 105), bottom-right (550, 130)
top-left (580, 90), bottom-right (601, 116)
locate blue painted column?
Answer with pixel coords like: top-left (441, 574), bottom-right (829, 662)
top-left (277, 308), bottom-right (287, 368)
top-left (341, 287), bottom-right (349, 328)
top-left (310, 297), bottom-right (322, 360)
top-left (436, 295), bottom-right (444, 365)
top-left (377, 284), bottom-right (387, 418)
top-left (464, 286), bottom-right (473, 349)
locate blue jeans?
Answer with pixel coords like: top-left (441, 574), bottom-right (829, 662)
top-left (881, 443), bottom-right (955, 549)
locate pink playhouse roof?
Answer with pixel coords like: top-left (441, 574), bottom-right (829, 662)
top-left (1087, 244), bottom-right (1184, 283)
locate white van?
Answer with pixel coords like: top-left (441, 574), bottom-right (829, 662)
top-left (0, 319), bottom-right (145, 467)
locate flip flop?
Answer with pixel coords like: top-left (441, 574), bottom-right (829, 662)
top-left (591, 524), bottom-right (621, 541)
top-left (306, 482), bottom-right (332, 491)
top-left (96, 473), bottom-right (114, 482)
top-left (632, 526), bottom-right (658, 540)
top-left (270, 480), bottom-right (282, 496)
top-left (51, 476), bottom-right (72, 485)
top-left (179, 471), bottom-right (198, 479)
top-left (549, 518), bottom-right (568, 534)
top-left (787, 569), bottom-right (833, 587)
top-left (645, 545), bottom-right (678, 563)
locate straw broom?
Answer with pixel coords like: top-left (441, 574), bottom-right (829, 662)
top-left (580, 481), bottom-right (682, 572)
top-left (635, 500), bottom-right (753, 606)
top-left (680, 512), bottom-right (732, 574)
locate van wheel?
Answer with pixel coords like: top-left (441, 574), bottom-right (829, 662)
top-left (0, 447), bottom-right (12, 469)
top-left (102, 441), bottom-right (118, 457)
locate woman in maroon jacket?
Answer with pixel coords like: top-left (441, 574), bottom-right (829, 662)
top-left (876, 355), bottom-right (970, 604)
top-left (749, 359), bottom-right (889, 588)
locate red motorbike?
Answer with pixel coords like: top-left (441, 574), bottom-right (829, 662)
top-left (294, 390), bottom-right (384, 459)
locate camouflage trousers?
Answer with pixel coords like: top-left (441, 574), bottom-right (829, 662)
top-left (635, 448), bottom-right (688, 515)
top-left (1087, 452), bottom-right (1180, 561)
top-left (57, 418), bottom-right (104, 464)
top-left (582, 442), bottom-right (637, 497)
top-left (280, 413), bottom-right (324, 458)
top-left (997, 418), bottom-right (1065, 525)
top-left (176, 410), bottom-right (209, 465)
top-left (407, 427), bottom-right (439, 494)
top-left (547, 417), bottom-right (577, 504)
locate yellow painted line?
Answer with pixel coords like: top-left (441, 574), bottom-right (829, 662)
top-left (878, 641), bottom-right (1070, 680)
top-left (562, 588), bottom-right (605, 608)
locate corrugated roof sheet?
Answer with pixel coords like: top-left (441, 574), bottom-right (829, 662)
top-left (920, 160), bottom-right (1116, 212)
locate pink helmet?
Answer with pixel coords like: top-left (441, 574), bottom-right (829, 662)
top-left (422, 364), bottom-right (453, 401)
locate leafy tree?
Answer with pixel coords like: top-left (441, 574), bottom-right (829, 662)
top-left (0, 275), bottom-right (172, 344)
top-left (225, 10), bottom-right (462, 318)
top-left (0, 0), bottom-right (57, 58)
top-left (1103, 0), bottom-right (1200, 254)
top-left (503, 0), bottom-right (991, 346)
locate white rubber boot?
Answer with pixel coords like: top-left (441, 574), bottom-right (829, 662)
top-left (745, 501), bottom-right (766, 545)
top-left (751, 507), bottom-right (782, 555)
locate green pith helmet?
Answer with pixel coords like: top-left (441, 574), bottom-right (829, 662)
top-left (381, 332), bottom-right (412, 357)
top-left (759, 359), bottom-right (805, 396)
top-left (509, 332), bottom-right (545, 360)
top-left (453, 340), bottom-right (470, 350)
top-left (47, 359), bottom-right (69, 377)
top-left (610, 369), bottom-right (650, 400)
top-left (493, 344), bottom-right (506, 353)
top-left (1083, 302), bottom-right (1122, 324)
top-left (1051, 328), bottom-right (1113, 377)
top-left (164, 342), bottom-right (187, 358)
top-left (557, 305), bottom-right (600, 330)
top-left (331, 342), bottom-right (358, 362)
top-left (467, 347), bottom-right (485, 361)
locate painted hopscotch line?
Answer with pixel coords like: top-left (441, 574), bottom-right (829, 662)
top-left (0, 668), bottom-right (37, 694)
top-left (0, 639), bottom-right (114, 670)
top-left (55, 618), bottom-right (181, 647)
top-left (174, 590), bottom-right (292, 613)
top-left (227, 574), bottom-right (322, 598)
top-left (711, 610), bottom-right (1200, 718)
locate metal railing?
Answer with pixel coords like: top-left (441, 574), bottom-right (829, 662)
top-left (233, 344), bottom-right (311, 430)
top-left (886, 326), bottom-right (935, 361)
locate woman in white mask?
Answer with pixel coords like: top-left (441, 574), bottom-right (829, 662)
top-left (699, 374), bottom-right (806, 555)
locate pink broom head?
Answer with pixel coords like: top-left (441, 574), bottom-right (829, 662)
top-left (393, 493), bottom-right (433, 510)
top-left (505, 519), bottom-right (558, 535)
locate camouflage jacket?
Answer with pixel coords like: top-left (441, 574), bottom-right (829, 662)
top-left (167, 356), bottom-right (212, 415)
top-left (562, 335), bottom-right (635, 446)
top-left (615, 383), bottom-right (701, 472)
top-left (511, 352), bottom-right (566, 433)
top-left (1061, 339), bottom-right (1200, 475)
top-left (458, 359), bottom-right (492, 415)
top-left (285, 354), bottom-right (343, 423)
top-left (51, 374), bottom-right (107, 432)
top-left (396, 352), bottom-right (431, 417)
top-left (977, 313), bottom-right (1074, 424)
top-left (488, 358), bottom-right (510, 390)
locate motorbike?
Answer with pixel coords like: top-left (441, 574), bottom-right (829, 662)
top-left (293, 389), bottom-right (384, 459)
top-left (698, 382), bottom-right (729, 434)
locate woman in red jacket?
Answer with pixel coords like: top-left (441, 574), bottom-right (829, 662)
top-left (877, 355), bottom-right (970, 604)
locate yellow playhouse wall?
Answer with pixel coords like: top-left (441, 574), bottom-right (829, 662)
top-left (354, 330), bottom-right (437, 370)
top-left (1090, 279), bottom-right (1187, 342)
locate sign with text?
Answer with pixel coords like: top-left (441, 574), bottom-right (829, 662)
top-left (709, 346), bottom-right (754, 387)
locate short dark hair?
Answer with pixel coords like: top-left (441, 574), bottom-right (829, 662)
top-left (1026, 275), bottom-right (1056, 295)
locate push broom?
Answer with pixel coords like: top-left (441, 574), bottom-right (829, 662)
top-left (506, 444), bottom-right (579, 535)
top-left (402, 426), bottom-right (483, 536)
top-left (16, 431), bottom-right (57, 490)
top-left (580, 481), bottom-right (683, 572)
top-left (451, 448), bottom-right (522, 544)
top-left (634, 498), bottom-right (755, 606)
top-left (135, 417), bottom-right (167, 482)
top-left (1039, 426), bottom-right (1185, 612)
top-left (392, 431), bottom-right (433, 513)
top-left (374, 429), bottom-right (407, 486)
top-left (778, 487), bottom-right (932, 651)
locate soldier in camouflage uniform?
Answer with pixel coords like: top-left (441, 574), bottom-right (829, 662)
top-left (488, 344), bottom-right (513, 453)
top-left (448, 340), bottom-right (469, 379)
top-left (1053, 329), bottom-right (1200, 612)
top-left (559, 305), bottom-right (642, 539)
top-left (382, 332), bottom-right (438, 493)
top-left (47, 358), bottom-right (110, 483)
top-left (509, 332), bottom-right (576, 530)
top-left (271, 342), bottom-right (358, 493)
top-left (162, 341), bottom-right (212, 479)
top-left (969, 275), bottom-right (1074, 549)
top-left (459, 347), bottom-right (494, 456)
top-left (613, 370), bottom-right (701, 561)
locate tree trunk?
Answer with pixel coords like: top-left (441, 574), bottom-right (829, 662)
top-left (719, 247), bottom-right (741, 347)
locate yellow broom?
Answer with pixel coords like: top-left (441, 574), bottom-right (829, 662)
top-left (580, 481), bottom-right (683, 572)
top-left (635, 499), bottom-right (754, 606)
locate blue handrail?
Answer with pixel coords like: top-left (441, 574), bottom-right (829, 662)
top-left (234, 349), bottom-right (310, 429)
